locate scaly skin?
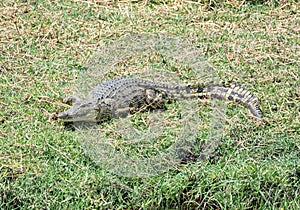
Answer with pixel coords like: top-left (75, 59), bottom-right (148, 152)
top-left (58, 78), bottom-right (262, 123)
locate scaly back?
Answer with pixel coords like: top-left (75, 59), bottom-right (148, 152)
top-left (89, 78), bottom-right (262, 120)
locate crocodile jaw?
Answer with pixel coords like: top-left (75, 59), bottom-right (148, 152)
top-left (58, 100), bottom-right (99, 122)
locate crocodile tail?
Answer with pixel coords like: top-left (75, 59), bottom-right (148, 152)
top-left (202, 84), bottom-right (262, 120)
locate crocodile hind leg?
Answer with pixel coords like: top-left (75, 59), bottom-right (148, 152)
top-left (145, 89), bottom-right (167, 110)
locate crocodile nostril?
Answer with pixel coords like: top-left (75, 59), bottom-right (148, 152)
top-left (58, 112), bottom-right (68, 119)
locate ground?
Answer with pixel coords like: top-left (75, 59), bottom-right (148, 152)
top-left (0, 0), bottom-right (299, 209)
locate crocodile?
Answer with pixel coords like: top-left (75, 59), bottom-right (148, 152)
top-left (57, 77), bottom-right (262, 123)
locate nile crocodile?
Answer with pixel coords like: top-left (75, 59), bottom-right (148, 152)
top-left (58, 77), bottom-right (262, 123)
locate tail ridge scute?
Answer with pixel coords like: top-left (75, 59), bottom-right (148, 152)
top-left (205, 83), bottom-right (262, 120)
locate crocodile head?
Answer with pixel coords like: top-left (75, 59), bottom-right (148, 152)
top-left (58, 99), bottom-right (100, 122)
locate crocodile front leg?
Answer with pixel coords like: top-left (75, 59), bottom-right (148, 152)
top-left (63, 95), bottom-right (82, 105)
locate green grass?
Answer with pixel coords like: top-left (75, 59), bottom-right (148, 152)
top-left (1, 0), bottom-right (299, 209)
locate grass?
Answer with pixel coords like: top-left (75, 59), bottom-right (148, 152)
top-left (1, 0), bottom-right (299, 209)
